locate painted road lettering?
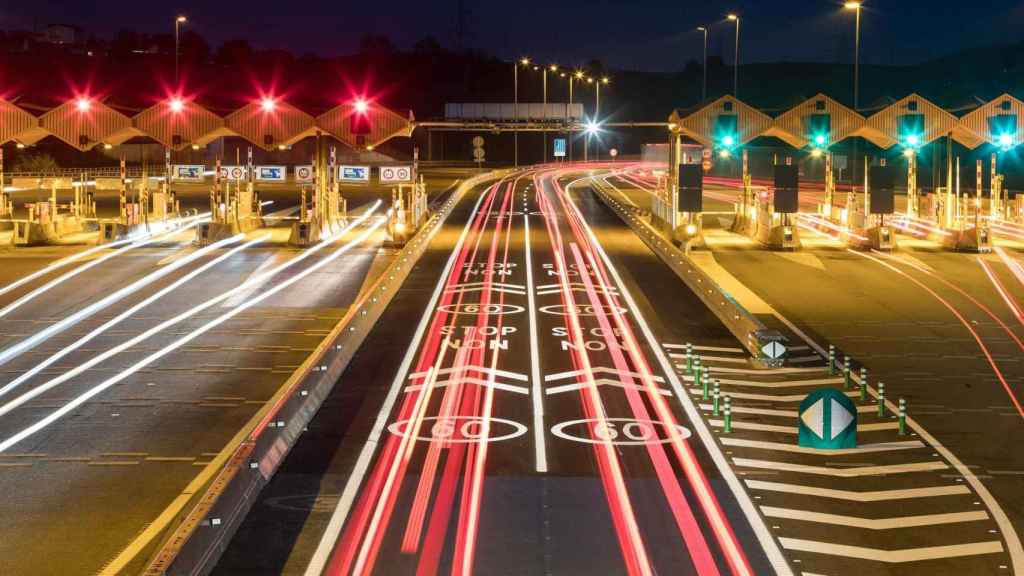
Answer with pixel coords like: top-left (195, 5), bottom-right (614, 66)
top-left (387, 416), bottom-right (527, 444)
top-left (551, 418), bottom-right (692, 446)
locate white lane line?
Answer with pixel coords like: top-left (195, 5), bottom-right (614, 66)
top-left (761, 507), bottom-right (989, 530)
top-left (408, 365), bottom-right (527, 382)
top-left (664, 343), bottom-right (745, 353)
top-left (788, 356), bottom-right (823, 364)
top-left (0, 214), bottom-right (386, 453)
top-left (698, 404), bottom-right (876, 417)
top-left (546, 377), bottom-right (673, 397)
top-left (708, 420), bottom-right (898, 434)
top-left (681, 375), bottom-right (845, 389)
top-left (445, 285), bottom-right (526, 295)
top-left (0, 236), bottom-right (264, 399)
top-left (524, 205), bottom-right (547, 472)
top-left (565, 177), bottom-right (792, 575)
top-left (720, 438), bottom-right (925, 455)
top-left (445, 281), bottom-right (525, 290)
top-left (778, 538), bottom-right (1003, 563)
top-left (304, 190), bottom-right (489, 576)
top-left (745, 480), bottom-right (971, 501)
top-left (689, 389), bottom-right (858, 402)
top-left (544, 366), bottom-right (665, 383)
top-left (0, 234), bottom-right (244, 368)
top-left (734, 458), bottom-right (947, 477)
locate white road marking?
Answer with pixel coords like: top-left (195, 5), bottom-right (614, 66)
top-left (734, 458), bottom-right (947, 477)
top-left (702, 366), bottom-right (828, 375)
top-left (403, 375), bottom-right (529, 395)
top-left (690, 389), bottom-right (858, 402)
top-left (544, 366), bottom-right (664, 383)
top-left (788, 355), bottom-right (823, 364)
top-left (546, 377), bottom-right (673, 397)
top-left (408, 365), bottom-right (527, 382)
top-left (698, 404), bottom-right (876, 417)
top-left (220, 253), bottom-right (283, 308)
top-left (671, 353), bottom-right (748, 364)
top-left (761, 507), bottom-right (989, 529)
top-left (304, 190), bottom-right (489, 576)
top-left (745, 480), bottom-right (971, 501)
top-left (680, 375), bottom-right (845, 388)
top-left (720, 438), bottom-right (925, 455)
top-left (664, 343), bottom-right (745, 353)
top-left (778, 538), bottom-right (1003, 563)
top-left (708, 420), bottom-right (898, 434)
top-left (524, 207), bottom-right (547, 472)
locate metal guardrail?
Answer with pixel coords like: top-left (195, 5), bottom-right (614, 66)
top-left (132, 169), bottom-right (512, 576)
top-left (588, 180), bottom-right (768, 359)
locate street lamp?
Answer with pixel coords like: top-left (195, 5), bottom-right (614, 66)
top-left (515, 57), bottom-right (529, 167)
top-left (844, 2), bottom-right (863, 191)
top-left (544, 64), bottom-right (557, 163)
top-left (697, 26), bottom-right (709, 102)
top-left (174, 15), bottom-right (187, 86)
top-left (727, 13), bottom-right (740, 98)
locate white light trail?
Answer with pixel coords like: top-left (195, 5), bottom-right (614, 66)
top-left (0, 202), bottom-right (380, 422)
top-left (0, 234), bottom-right (245, 369)
top-left (0, 215), bottom-right (207, 319)
top-left (0, 212), bottom-right (385, 452)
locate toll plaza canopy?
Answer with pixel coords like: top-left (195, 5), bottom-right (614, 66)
top-left (669, 93), bottom-right (1024, 151)
top-left (0, 92), bottom-right (414, 152)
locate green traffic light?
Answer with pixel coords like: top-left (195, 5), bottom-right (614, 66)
top-left (722, 135), bottom-right (735, 148)
top-left (814, 135), bottom-right (826, 146)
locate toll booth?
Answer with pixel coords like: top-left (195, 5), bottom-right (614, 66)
top-left (200, 150), bottom-right (264, 245)
top-left (752, 160), bottom-right (801, 250)
top-left (14, 176), bottom-right (94, 246)
top-left (847, 164), bottom-right (896, 250)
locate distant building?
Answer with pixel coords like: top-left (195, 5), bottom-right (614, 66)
top-left (40, 24), bottom-right (82, 46)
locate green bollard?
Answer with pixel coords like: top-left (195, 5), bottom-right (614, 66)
top-left (843, 356), bottom-right (851, 388)
top-left (723, 396), bottom-right (733, 433)
top-left (828, 345), bottom-right (836, 375)
top-left (898, 398), bottom-right (907, 435)
top-left (859, 367), bottom-right (868, 402)
top-left (694, 359), bottom-right (702, 390)
top-left (701, 366), bottom-right (710, 399)
top-left (686, 343), bottom-right (693, 372)
top-left (713, 381), bottom-right (721, 416)
top-left (878, 382), bottom-right (886, 416)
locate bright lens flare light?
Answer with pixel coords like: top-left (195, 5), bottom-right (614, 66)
top-left (722, 135), bottom-right (735, 147)
top-left (999, 134), bottom-right (1014, 148)
top-left (260, 97), bottom-right (276, 112)
top-left (814, 135), bottom-right (826, 146)
top-left (585, 121), bottom-right (600, 136)
top-left (169, 98), bottom-right (184, 113)
top-left (75, 97), bottom-right (91, 112)
top-left (906, 134), bottom-right (920, 147)
top-left (354, 99), bottom-right (369, 114)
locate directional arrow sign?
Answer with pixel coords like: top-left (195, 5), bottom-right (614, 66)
top-left (761, 341), bottom-right (787, 360)
top-left (798, 388), bottom-right (857, 449)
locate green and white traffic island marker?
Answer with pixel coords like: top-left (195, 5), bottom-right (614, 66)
top-left (798, 388), bottom-right (857, 449)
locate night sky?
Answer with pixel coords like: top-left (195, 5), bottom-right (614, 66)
top-left (2, 0), bottom-right (1023, 71)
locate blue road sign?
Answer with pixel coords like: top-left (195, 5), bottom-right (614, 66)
top-left (553, 138), bottom-right (566, 158)
top-left (340, 165), bottom-right (370, 182)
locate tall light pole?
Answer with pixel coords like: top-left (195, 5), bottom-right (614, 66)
top-left (595, 77), bottom-right (609, 160)
top-left (845, 2), bottom-right (863, 190)
top-left (569, 70), bottom-right (584, 162)
top-left (544, 64), bottom-right (555, 163)
top-left (697, 26), bottom-right (708, 102)
top-left (174, 15), bottom-right (187, 86)
top-left (515, 57), bottom-right (529, 167)
top-left (727, 13), bottom-right (740, 98)
top-left (845, 2), bottom-right (862, 111)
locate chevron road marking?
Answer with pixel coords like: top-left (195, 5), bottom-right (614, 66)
top-left (408, 365), bottom-right (528, 382)
top-left (709, 420), bottom-right (898, 434)
top-left (744, 480), bottom-right (971, 501)
top-left (734, 458), bottom-right (947, 477)
top-left (720, 437), bottom-right (925, 455)
top-left (680, 375), bottom-right (846, 388)
top-left (699, 403), bottom-right (876, 417)
top-left (663, 343), bottom-right (744, 353)
top-left (403, 376), bottom-right (529, 395)
top-left (546, 377), bottom-right (672, 397)
top-left (690, 389), bottom-right (858, 402)
top-left (544, 366), bottom-right (664, 383)
top-left (761, 507), bottom-right (989, 530)
top-left (671, 353), bottom-right (749, 364)
top-left (778, 538), bottom-right (1003, 562)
